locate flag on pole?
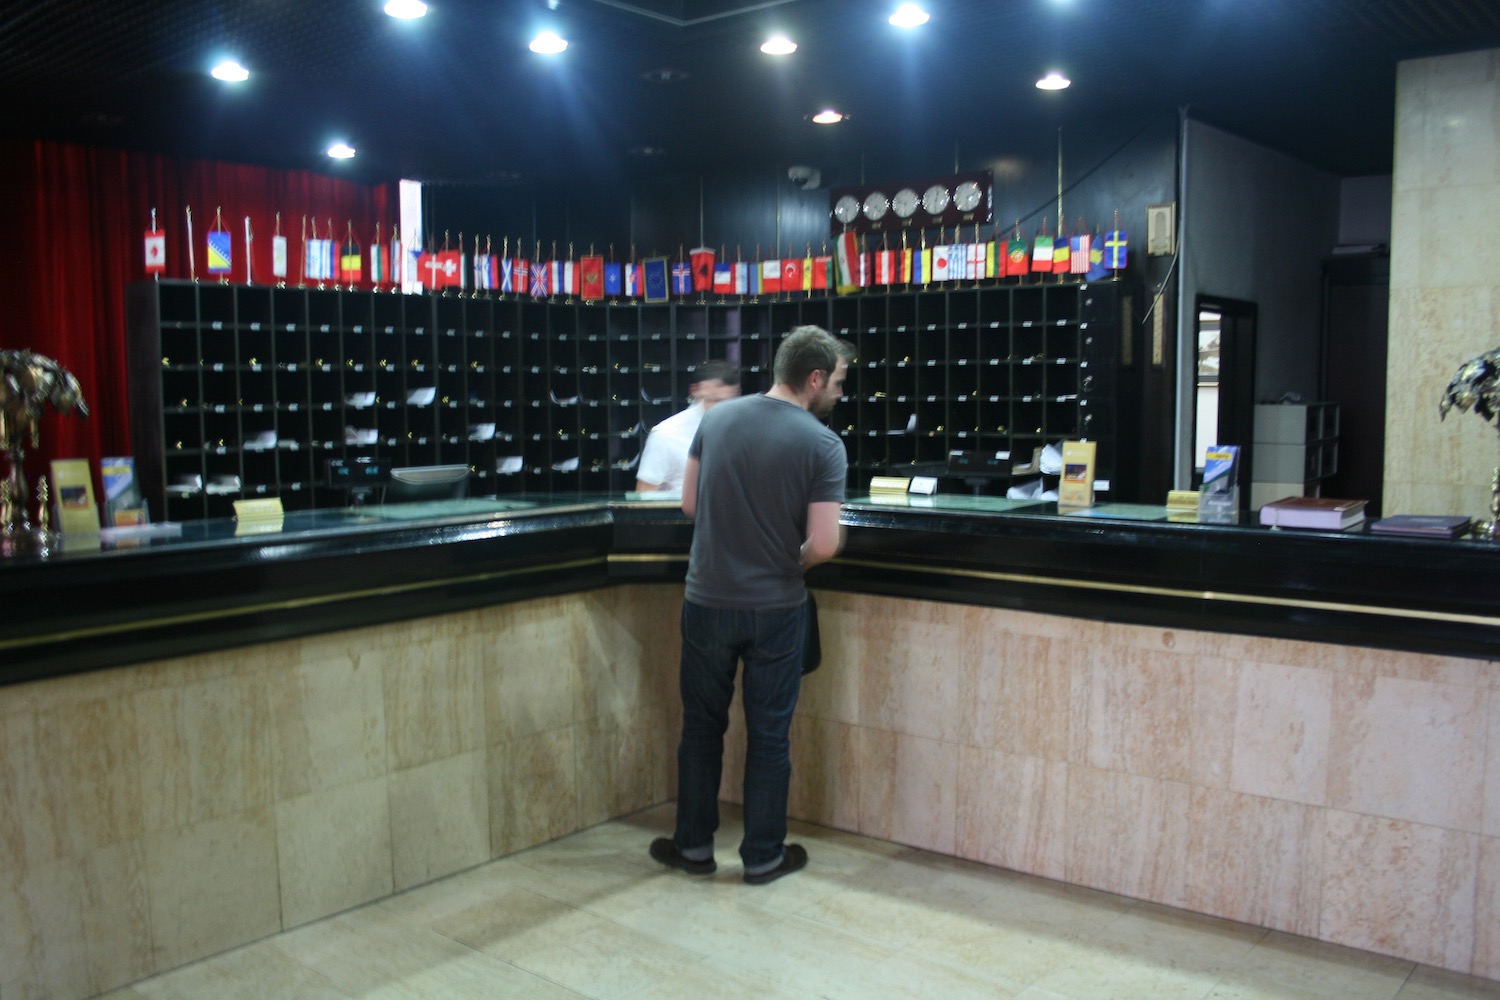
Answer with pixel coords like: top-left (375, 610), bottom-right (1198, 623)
top-left (272, 233), bottom-right (287, 282)
top-left (875, 249), bottom-right (896, 285)
top-left (670, 260), bottom-right (691, 296)
top-left (713, 262), bottom-right (734, 295)
top-left (1086, 233), bottom-right (1109, 281)
top-left (644, 257), bottom-right (670, 302)
top-left (1005, 238), bottom-right (1028, 276)
top-left (812, 254), bottom-right (833, 290)
top-left (834, 232), bottom-right (859, 294)
top-left (580, 255), bottom-right (604, 301)
top-left (144, 228), bottom-right (165, 275)
top-left (1070, 234), bottom-right (1091, 275)
top-left (512, 256), bottom-right (529, 294)
top-left (341, 240), bottom-right (362, 284)
top-left (781, 256), bottom-right (803, 292)
top-left (760, 259), bottom-right (782, 295)
top-left (1032, 234), bottom-right (1054, 273)
top-left (1104, 229), bottom-right (1129, 270)
top-left (623, 262), bottom-right (639, 297)
top-left (1052, 238), bottom-right (1071, 273)
top-left (531, 260), bottom-right (549, 298)
top-left (369, 242), bottom-right (386, 285)
top-left (605, 262), bottom-right (623, 296)
top-left (207, 228), bottom-right (232, 275)
top-left (932, 245), bottom-right (951, 282)
top-left (689, 247), bottom-right (715, 292)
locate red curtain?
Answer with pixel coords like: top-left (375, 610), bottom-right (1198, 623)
top-left (0, 139), bottom-right (393, 501)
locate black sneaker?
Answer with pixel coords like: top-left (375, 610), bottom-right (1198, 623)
top-left (743, 844), bottom-right (807, 885)
top-left (649, 837), bottom-right (716, 875)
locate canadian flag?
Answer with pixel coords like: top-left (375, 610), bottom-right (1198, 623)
top-left (144, 229), bottom-right (166, 274)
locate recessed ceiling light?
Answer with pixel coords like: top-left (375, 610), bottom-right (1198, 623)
top-left (811, 109), bottom-right (845, 125)
top-left (327, 143), bottom-right (356, 159)
top-left (383, 0), bottom-right (427, 18)
top-left (529, 31), bottom-right (568, 54)
top-left (761, 35), bottom-right (797, 55)
top-left (210, 60), bottom-right (249, 82)
top-left (1036, 71), bottom-right (1071, 90)
top-left (889, 4), bottom-right (930, 28)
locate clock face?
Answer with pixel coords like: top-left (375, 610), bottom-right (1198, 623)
top-left (954, 180), bottom-right (983, 212)
top-left (922, 184), bottom-right (950, 215)
top-left (862, 191), bottom-right (889, 221)
top-left (891, 188), bottom-right (920, 219)
top-left (833, 194), bottom-right (861, 225)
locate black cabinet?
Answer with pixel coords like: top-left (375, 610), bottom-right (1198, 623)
top-left (128, 280), bottom-right (1129, 519)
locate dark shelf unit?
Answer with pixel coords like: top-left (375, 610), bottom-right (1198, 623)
top-left (127, 280), bottom-right (1129, 519)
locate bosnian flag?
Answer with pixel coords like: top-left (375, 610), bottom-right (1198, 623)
top-left (144, 229), bottom-right (166, 274)
top-left (206, 230), bottom-right (232, 274)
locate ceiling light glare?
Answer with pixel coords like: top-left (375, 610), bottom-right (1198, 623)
top-left (529, 31), bottom-right (568, 54)
top-left (383, 0), bottom-right (427, 18)
top-left (760, 35), bottom-right (797, 55)
top-left (811, 109), bottom-right (844, 125)
top-left (210, 60), bottom-right (249, 82)
top-left (1035, 71), bottom-right (1071, 90)
top-left (889, 4), bottom-right (930, 28)
top-left (326, 143), bottom-right (357, 159)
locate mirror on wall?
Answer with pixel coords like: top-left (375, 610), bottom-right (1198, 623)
top-left (1194, 307), bottom-right (1221, 476)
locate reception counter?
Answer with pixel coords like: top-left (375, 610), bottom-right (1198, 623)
top-left (5, 494), bottom-right (1499, 686)
top-left (2, 495), bottom-right (1499, 998)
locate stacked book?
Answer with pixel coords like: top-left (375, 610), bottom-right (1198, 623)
top-left (1259, 496), bottom-right (1367, 531)
top-left (1369, 514), bottom-right (1473, 539)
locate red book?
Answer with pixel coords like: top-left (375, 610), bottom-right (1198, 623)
top-left (1259, 496), bottom-right (1367, 530)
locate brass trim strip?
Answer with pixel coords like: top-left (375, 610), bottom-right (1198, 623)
top-left (832, 557), bottom-right (1500, 629)
top-left (0, 556), bottom-right (606, 653)
top-left (606, 553), bottom-right (1497, 629)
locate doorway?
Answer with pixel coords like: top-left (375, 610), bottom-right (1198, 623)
top-left (1192, 296), bottom-right (1257, 500)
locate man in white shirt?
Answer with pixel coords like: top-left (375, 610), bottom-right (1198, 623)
top-left (635, 360), bottom-right (740, 493)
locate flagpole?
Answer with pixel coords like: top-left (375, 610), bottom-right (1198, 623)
top-left (245, 216), bottom-right (253, 286)
top-left (150, 207), bottom-right (160, 281)
top-left (186, 206), bottom-right (196, 283)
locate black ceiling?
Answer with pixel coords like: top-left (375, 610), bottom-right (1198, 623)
top-left (3, 0), bottom-right (1498, 186)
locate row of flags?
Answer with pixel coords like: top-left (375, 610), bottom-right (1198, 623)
top-left (144, 208), bottom-right (1130, 296)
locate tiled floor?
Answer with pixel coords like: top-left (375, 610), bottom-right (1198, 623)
top-left (106, 803), bottom-right (1500, 1000)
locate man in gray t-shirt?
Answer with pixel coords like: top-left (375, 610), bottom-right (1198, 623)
top-left (649, 325), bottom-right (852, 885)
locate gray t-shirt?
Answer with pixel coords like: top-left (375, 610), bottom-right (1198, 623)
top-left (684, 393), bottom-right (847, 609)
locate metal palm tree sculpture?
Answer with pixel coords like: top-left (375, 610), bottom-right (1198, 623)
top-left (1439, 347), bottom-right (1500, 540)
top-left (1, 349), bottom-right (89, 548)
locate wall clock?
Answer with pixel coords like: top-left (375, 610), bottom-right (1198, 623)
top-left (862, 191), bottom-right (889, 222)
top-left (827, 171), bottom-right (992, 235)
top-left (922, 184), bottom-right (950, 216)
top-left (833, 194), bottom-right (861, 225)
top-left (891, 188), bottom-right (919, 219)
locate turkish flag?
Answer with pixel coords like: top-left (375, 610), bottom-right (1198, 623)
top-left (781, 257), bottom-right (803, 292)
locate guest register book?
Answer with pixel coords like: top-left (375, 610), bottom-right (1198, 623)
top-left (1259, 496), bottom-right (1367, 530)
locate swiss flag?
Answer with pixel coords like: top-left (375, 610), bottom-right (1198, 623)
top-left (144, 229), bottom-right (166, 274)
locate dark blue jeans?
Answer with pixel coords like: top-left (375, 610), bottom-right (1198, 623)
top-left (674, 598), bottom-right (805, 870)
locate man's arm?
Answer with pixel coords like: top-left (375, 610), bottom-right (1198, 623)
top-left (800, 500), bottom-right (844, 568)
top-left (635, 477), bottom-right (662, 491)
top-left (680, 456), bottom-right (700, 518)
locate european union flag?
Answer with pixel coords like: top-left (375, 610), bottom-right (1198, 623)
top-left (643, 257), bottom-right (669, 302)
